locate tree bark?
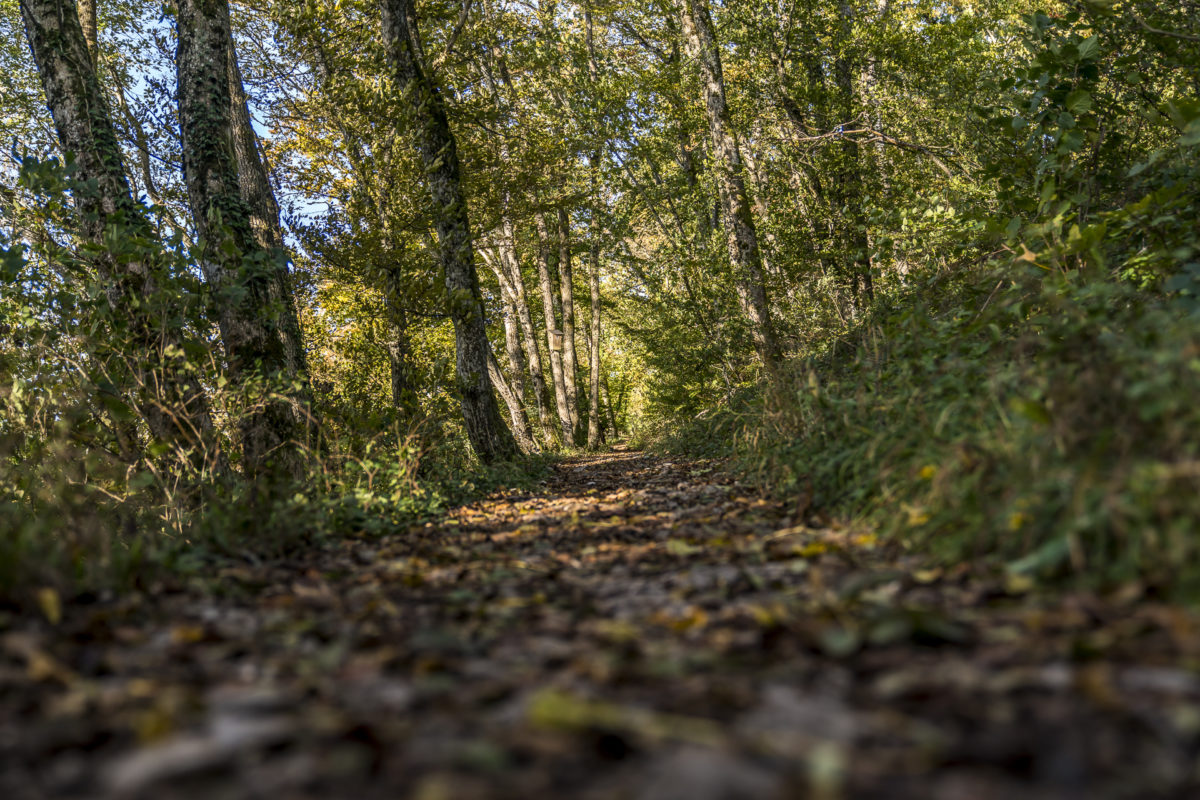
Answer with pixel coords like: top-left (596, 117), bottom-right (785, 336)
top-left (487, 350), bottom-right (536, 454)
top-left (556, 208), bottom-right (581, 443)
top-left (225, 41), bottom-right (313, 397)
top-left (20, 0), bottom-right (220, 476)
top-left (500, 217), bottom-right (556, 444)
top-left (380, 0), bottom-right (516, 463)
top-left (76, 0), bottom-right (97, 65)
top-left (586, 231), bottom-right (602, 449)
top-left (677, 0), bottom-right (780, 369)
top-left (500, 295), bottom-right (527, 409)
top-left (176, 0), bottom-right (308, 480)
top-left (482, 244), bottom-right (537, 447)
top-left (601, 372), bottom-right (618, 439)
top-left (383, 294), bottom-right (421, 421)
top-left (535, 212), bottom-right (573, 441)
top-left (583, 7), bottom-right (604, 450)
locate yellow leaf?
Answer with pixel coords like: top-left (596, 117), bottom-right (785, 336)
top-left (913, 568), bottom-right (942, 584)
top-left (134, 707), bottom-right (176, 743)
top-left (919, 465), bottom-right (937, 480)
top-left (747, 604), bottom-right (776, 627)
top-left (1005, 572), bottom-right (1035, 594)
top-left (906, 507), bottom-right (931, 526)
top-left (169, 625), bottom-right (205, 644)
top-left (26, 649), bottom-right (75, 684)
top-left (672, 606), bottom-right (709, 632)
top-left (36, 588), bottom-right (61, 625)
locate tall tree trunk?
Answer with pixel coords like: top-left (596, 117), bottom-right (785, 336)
top-left (500, 296), bottom-right (527, 408)
top-left (483, 245), bottom-right (536, 445)
top-left (586, 230), bottom-right (602, 450)
top-left (487, 351), bottom-right (536, 454)
top-left (601, 372), bottom-right (618, 439)
top-left (500, 217), bottom-right (556, 444)
top-left (383, 293), bottom-right (421, 422)
top-left (176, 0), bottom-right (307, 480)
top-left (677, 0), bottom-right (780, 370)
top-left (225, 42), bottom-right (314, 407)
top-left (76, 0), bottom-right (97, 65)
top-left (380, 0), bottom-right (516, 463)
top-left (582, 7), bottom-right (604, 450)
top-left (535, 213), bottom-right (573, 440)
top-left (20, 0), bottom-right (220, 476)
top-left (556, 208), bottom-right (581, 443)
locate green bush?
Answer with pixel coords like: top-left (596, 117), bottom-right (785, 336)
top-left (729, 265), bottom-right (1200, 593)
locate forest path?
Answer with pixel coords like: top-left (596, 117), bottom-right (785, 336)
top-left (4, 450), bottom-right (1200, 798)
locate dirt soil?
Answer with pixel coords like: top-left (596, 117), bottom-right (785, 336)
top-left (4, 450), bottom-right (1200, 799)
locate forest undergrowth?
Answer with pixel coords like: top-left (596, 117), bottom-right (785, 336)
top-left (3, 0), bottom-right (1200, 794)
top-left (660, 261), bottom-right (1200, 601)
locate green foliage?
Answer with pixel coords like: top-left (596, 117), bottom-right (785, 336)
top-left (735, 267), bottom-right (1200, 592)
top-left (651, 2), bottom-right (1200, 594)
top-left (0, 156), bottom-right (547, 607)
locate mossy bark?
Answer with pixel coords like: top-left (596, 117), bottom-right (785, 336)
top-left (20, 0), bottom-right (221, 476)
top-left (380, 0), bottom-right (516, 463)
top-left (678, 0), bottom-right (780, 370)
top-left (176, 0), bottom-right (308, 480)
top-left (535, 213), bottom-right (574, 441)
top-left (556, 208), bottom-right (582, 443)
top-left (225, 44), bottom-right (314, 398)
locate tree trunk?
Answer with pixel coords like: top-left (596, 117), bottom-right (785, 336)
top-left (487, 351), bottom-right (536, 454)
top-left (607, 374), bottom-right (623, 436)
top-left (500, 296), bottom-right (527, 408)
top-left (556, 208), bottom-right (581, 443)
top-left (383, 294), bottom-right (421, 422)
top-left (586, 232), bottom-right (602, 449)
top-left (380, 0), bottom-right (516, 463)
top-left (677, 0), bottom-right (780, 370)
top-left (500, 217), bottom-right (556, 444)
top-left (76, 0), bottom-right (97, 65)
top-left (601, 373), bottom-right (618, 439)
top-left (225, 41), bottom-right (314, 403)
top-left (176, 0), bottom-right (307, 480)
top-left (20, 0), bottom-right (220, 476)
top-left (582, 7), bottom-right (604, 450)
top-left (535, 213), bottom-right (573, 441)
top-left (483, 245), bottom-right (537, 446)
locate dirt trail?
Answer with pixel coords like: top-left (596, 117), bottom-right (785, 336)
top-left (4, 450), bottom-right (1200, 799)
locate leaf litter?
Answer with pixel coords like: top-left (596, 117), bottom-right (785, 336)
top-left (2, 450), bottom-right (1200, 798)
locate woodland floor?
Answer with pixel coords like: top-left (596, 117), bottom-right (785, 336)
top-left (4, 449), bottom-right (1200, 799)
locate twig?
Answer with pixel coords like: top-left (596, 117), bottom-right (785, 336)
top-left (1132, 10), bottom-right (1200, 43)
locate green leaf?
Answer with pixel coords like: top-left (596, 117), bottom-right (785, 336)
top-left (1010, 397), bottom-right (1051, 425)
top-left (1077, 36), bottom-right (1100, 61)
top-left (1008, 536), bottom-right (1070, 575)
top-left (1065, 89), bottom-right (1092, 115)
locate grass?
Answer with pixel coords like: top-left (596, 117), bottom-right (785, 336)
top-left (663, 264), bottom-right (1200, 597)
